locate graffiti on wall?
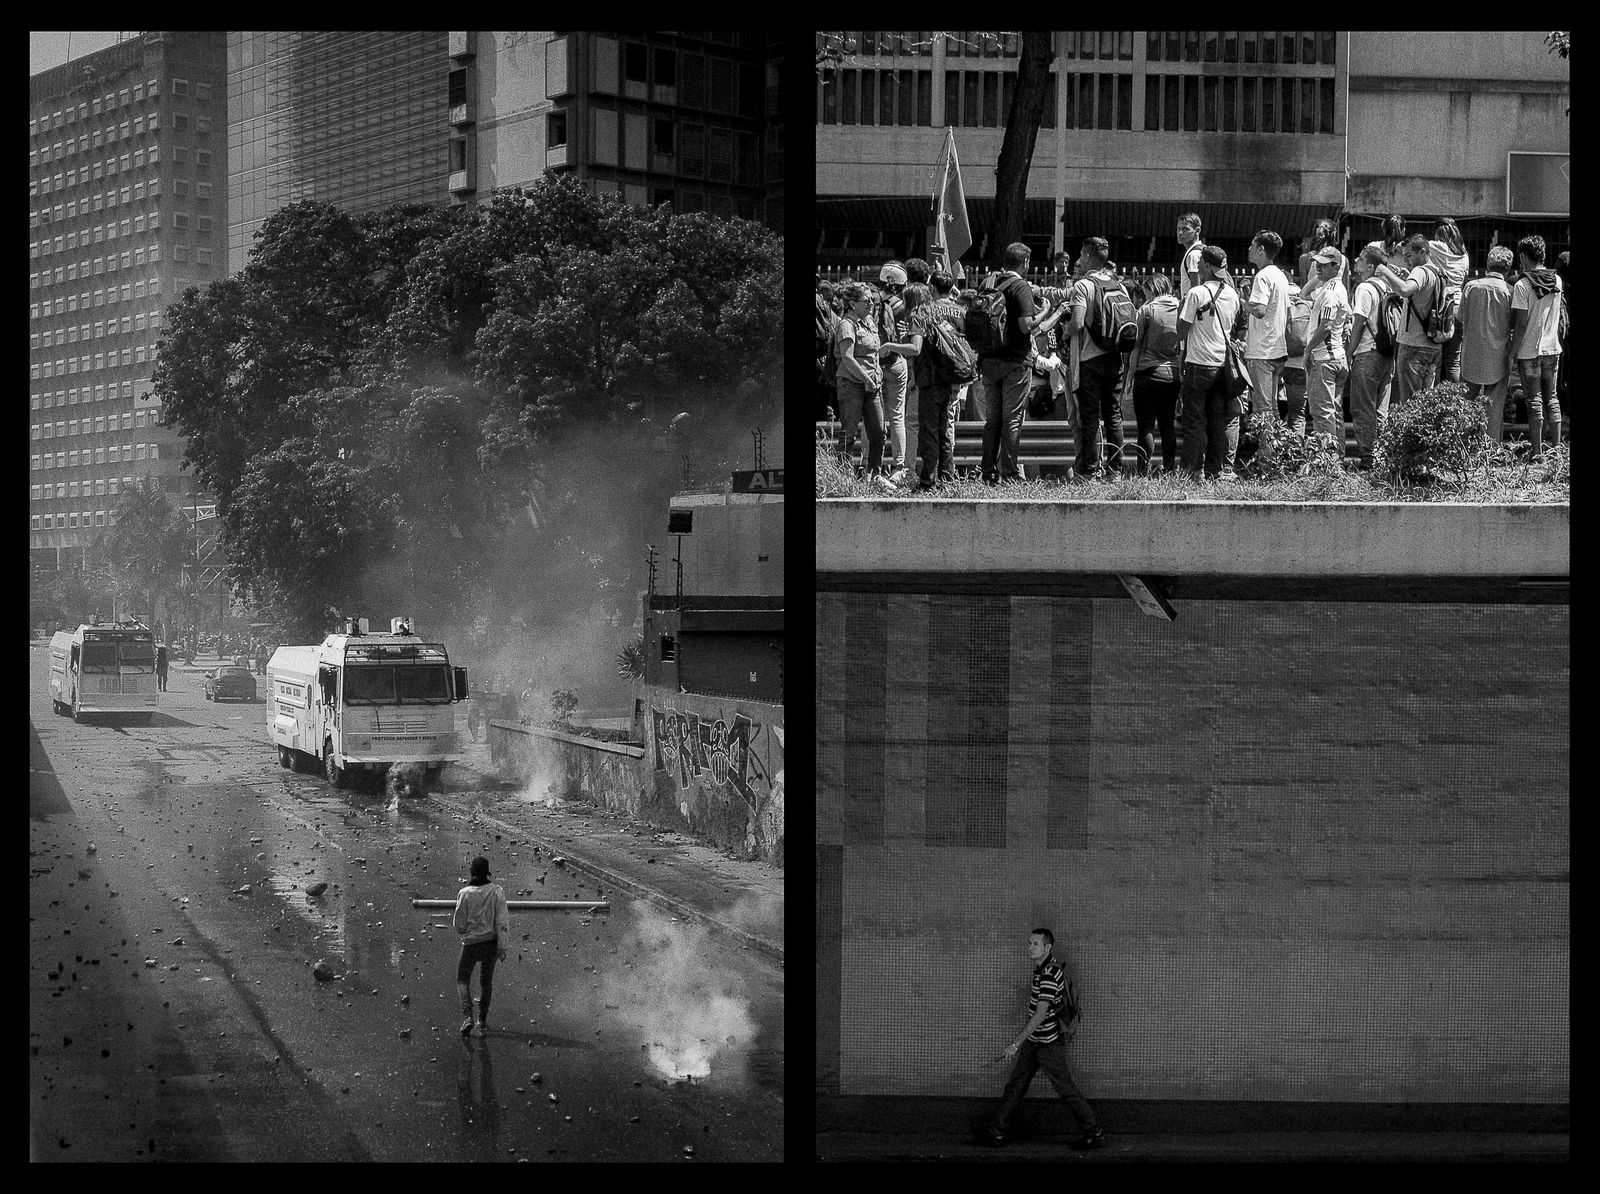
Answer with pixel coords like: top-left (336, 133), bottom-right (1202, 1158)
top-left (649, 696), bottom-right (783, 861)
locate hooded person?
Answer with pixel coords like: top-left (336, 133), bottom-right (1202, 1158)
top-left (452, 855), bottom-right (511, 1037)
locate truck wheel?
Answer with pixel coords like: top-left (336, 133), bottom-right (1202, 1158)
top-left (324, 740), bottom-right (349, 789)
top-left (424, 764), bottom-right (443, 783)
top-left (278, 746), bottom-right (294, 770)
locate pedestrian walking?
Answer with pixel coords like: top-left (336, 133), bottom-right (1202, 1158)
top-left (453, 855), bottom-right (511, 1037)
top-left (984, 928), bottom-right (1104, 1151)
top-left (155, 643), bottom-right (169, 693)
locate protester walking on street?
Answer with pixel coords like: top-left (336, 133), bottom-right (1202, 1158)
top-left (453, 855), bottom-right (511, 1038)
top-left (985, 928), bottom-right (1104, 1152)
top-left (155, 643), bottom-right (169, 693)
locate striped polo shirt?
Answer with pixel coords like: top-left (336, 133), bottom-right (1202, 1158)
top-left (1028, 954), bottom-right (1068, 1043)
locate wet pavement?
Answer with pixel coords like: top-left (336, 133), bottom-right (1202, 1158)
top-left (30, 644), bottom-right (784, 1161)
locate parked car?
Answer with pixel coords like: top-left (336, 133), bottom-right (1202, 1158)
top-left (203, 666), bottom-right (258, 702)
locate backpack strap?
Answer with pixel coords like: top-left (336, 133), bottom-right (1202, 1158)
top-left (1407, 264), bottom-right (1437, 327)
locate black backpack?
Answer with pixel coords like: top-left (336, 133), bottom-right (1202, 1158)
top-left (1059, 979), bottom-right (1081, 1044)
top-left (964, 285), bottom-right (1011, 356)
top-left (923, 313), bottom-right (978, 385)
top-left (1088, 276), bottom-right (1139, 353)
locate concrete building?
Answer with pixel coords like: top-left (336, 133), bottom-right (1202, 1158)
top-left (815, 31), bottom-right (1568, 271)
top-left (30, 31), bottom-right (228, 572)
top-left (227, 31), bottom-right (451, 271)
top-left (446, 32), bottom-right (782, 230)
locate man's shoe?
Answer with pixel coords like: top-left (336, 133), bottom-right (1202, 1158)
top-left (1071, 1127), bottom-right (1106, 1151)
top-left (460, 1016), bottom-right (475, 1037)
top-left (982, 1128), bottom-right (1006, 1148)
top-left (474, 1021), bottom-right (488, 1037)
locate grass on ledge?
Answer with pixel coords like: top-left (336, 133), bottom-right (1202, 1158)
top-left (816, 441), bottom-right (1570, 505)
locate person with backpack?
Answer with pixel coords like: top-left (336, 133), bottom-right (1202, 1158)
top-left (1375, 234), bottom-right (1445, 406)
top-left (832, 281), bottom-right (889, 484)
top-left (1455, 245), bottom-right (1516, 444)
top-left (816, 281), bottom-right (840, 420)
top-left (1347, 243), bottom-right (1395, 468)
top-left (1058, 236), bottom-right (1138, 478)
top-left (982, 928), bottom-right (1104, 1152)
top-left (901, 273), bottom-right (977, 489)
top-left (1124, 272), bottom-right (1184, 474)
top-left (1427, 218), bottom-right (1471, 383)
top-left (1176, 212), bottom-right (1205, 305)
top-left (1243, 231), bottom-right (1292, 431)
top-left (972, 242), bottom-right (1057, 484)
top-left (1176, 245), bottom-right (1245, 480)
top-left (1510, 234), bottom-right (1565, 457)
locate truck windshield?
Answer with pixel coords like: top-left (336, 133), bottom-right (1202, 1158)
top-left (81, 643), bottom-right (119, 673)
top-left (342, 665), bottom-right (453, 705)
top-left (118, 641), bottom-right (155, 672)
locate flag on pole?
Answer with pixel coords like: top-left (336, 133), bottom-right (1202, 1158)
top-left (930, 127), bottom-right (972, 275)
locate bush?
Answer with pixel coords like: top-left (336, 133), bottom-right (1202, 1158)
top-left (1239, 413), bottom-right (1346, 482)
top-left (1374, 381), bottom-right (1489, 487)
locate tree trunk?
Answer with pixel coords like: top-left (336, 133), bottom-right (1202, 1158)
top-left (989, 32), bottom-right (1056, 269)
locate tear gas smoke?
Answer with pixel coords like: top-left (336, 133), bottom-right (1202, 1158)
top-left (386, 762), bottom-right (430, 801)
top-left (592, 902), bottom-right (758, 1084)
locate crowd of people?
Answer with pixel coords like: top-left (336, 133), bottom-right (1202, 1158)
top-left (816, 213), bottom-right (1569, 488)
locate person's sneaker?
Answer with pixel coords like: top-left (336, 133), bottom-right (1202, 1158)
top-left (460, 1016), bottom-right (475, 1037)
top-left (888, 468), bottom-right (912, 486)
top-left (982, 1127), bottom-right (1006, 1148)
top-left (871, 474), bottom-right (897, 492)
top-left (1215, 472), bottom-right (1239, 483)
top-left (1071, 1127), bottom-right (1106, 1151)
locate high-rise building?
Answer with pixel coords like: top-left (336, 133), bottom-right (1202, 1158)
top-left (445, 32), bottom-right (782, 230)
top-left (30, 31), bottom-right (227, 572)
top-left (227, 31), bottom-right (450, 271)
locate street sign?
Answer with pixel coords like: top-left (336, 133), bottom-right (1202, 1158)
top-left (732, 469), bottom-right (784, 493)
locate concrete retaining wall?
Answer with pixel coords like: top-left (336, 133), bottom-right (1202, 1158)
top-left (817, 500), bottom-right (1570, 578)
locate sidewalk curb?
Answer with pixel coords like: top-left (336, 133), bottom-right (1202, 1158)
top-left (436, 798), bottom-right (784, 968)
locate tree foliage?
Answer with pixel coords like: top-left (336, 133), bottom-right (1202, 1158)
top-left (153, 175), bottom-right (781, 641)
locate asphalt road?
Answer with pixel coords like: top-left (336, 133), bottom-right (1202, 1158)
top-left (29, 644), bottom-right (783, 1161)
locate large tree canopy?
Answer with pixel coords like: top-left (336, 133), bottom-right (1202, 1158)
top-left (153, 176), bottom-right (782, 641)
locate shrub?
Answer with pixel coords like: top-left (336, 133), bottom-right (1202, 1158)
top-left (1374, 381), bottom-right (1488, 487)
top-left (1239, 413), bottom-right (1346, 482)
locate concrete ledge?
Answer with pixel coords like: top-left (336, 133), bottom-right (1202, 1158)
top-left (817, 500), bottom-right (1569, 578)
top-left (489, 719), bottom-right (644, 758)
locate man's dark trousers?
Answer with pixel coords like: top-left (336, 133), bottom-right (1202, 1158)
top-left (979, 358), bottom-right (1031, 482)
top-left (991, 1038), bottom-right (1098, 1138)
top-left (1074, 351), bottom-right (1125, 475)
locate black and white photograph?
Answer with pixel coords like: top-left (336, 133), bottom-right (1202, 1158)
top-left (31, 30), bottom-right (784, 1162)
top-left (815, 30), bottom-right (1567, 1162)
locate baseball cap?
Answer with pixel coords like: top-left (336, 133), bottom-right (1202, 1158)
top-left (879, 263), bottom-right (908, 286)
top-left (1200, 244), bottom-right (1228, 270)
top-left (1314, 246), bottom-right (1343, 267)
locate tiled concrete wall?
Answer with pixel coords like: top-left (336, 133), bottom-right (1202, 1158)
top-left (816, 593), bottom-right (1569, 1102)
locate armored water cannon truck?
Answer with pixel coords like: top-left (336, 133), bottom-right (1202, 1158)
top-left (267, 616), bottom-right (469, 787)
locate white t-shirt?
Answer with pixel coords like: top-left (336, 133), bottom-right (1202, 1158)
top-left (1511, 274), bottom-right (1564, 359)
top-left (1308, 279), bottom-right (1351, 364)
top-left (1349, 277), bottom-right (1388, 357)
top-left (1245, 263), bottom-right (1289, 360)
top-left (1179, 241), bottom-right (1204, 304)
top-left (1178, 280), bottom-right (1240, 368)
